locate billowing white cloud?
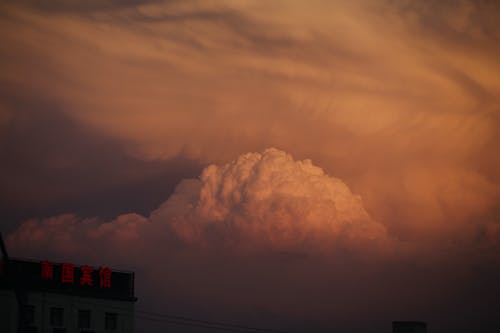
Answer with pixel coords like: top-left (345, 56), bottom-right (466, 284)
top-left (152, 148), bottom-right (386, 251)
top-left (8, 148), bottom-right (386, 257)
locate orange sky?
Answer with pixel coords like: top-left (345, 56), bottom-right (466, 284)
top-left (1, 1), bottom-right (499, 332)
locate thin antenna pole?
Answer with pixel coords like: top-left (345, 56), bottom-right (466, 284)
top-left (0, 232), bottom-right (26, 333)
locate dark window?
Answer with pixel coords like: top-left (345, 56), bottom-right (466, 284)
top-left (80, 331), bottom-right (94, 333)
top-left (50, 307), bottom-right (64, 326)
top-left (24, 326), bottom-right (37, 333)
top-left (53, 329), bottom-right (66, 333)
top-left (78, 310), bottom-right (91, 329)
top-left (23, 305), bottom-right (35, 324)
top-left (105, 312), bottom-right (117, 330)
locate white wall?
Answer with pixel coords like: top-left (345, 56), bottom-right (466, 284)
top-left (0, 290), bottom-right (135, 333)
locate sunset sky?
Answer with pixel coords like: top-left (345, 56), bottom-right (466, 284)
top-left (1, 0), bottom-right (499, 332)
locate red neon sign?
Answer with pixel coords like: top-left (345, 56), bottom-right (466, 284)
top-left (99, 267), bottom-right (112, 288)
top-left (41, 260), bottom-right (54, 280)
top-left (40, 261), bottom-right (112, 288)
top-left (80, 265), bottom-right (94, 286)
top-left (61, 263), bottom-right (75, 284)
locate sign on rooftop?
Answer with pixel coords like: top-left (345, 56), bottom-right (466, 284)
top-left (0, 259), bottom-right (136, 302)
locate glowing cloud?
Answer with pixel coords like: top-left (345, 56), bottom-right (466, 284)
top-left (153, 148), bottom-right (386, 251)
top-left (8, 148), bottom-right (386, 256)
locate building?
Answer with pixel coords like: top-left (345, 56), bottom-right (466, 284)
top-left (0, 258), bottom-right (137, 333)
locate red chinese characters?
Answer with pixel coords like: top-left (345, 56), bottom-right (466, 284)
top-left (61, 263), bottom-right (75, 284)
top-left (99, 267), bottom-right (112, 288)
top-left (41, 260), bottom-right (53, 280)
top-left (39, 261), bottom-right (113, 288)
top-left (80, 265), bottom-right (94, 286)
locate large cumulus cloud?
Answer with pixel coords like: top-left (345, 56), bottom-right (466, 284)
top-left (8, 148), bottom-right (386, 256)
top-left (154, 148), bottom-right (386, 251)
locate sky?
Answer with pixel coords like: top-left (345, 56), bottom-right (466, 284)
top-left (1, 0), bottom-right (499, 332)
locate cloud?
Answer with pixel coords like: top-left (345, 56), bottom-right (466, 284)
top-left (152, 148), bottom-right (387, 251)
top-left (1, 0), bottom-right (498, 228)
top-left (2, 0), bottom-right (499, 162)
top-left (8, 148), bottom-right (386, 257)
top-left (0, 104), bottom-right (202, 231)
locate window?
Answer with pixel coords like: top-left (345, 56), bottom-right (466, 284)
top-left (23, 305), bottom-right (35, 325)
top-left (50, 307), bottom-right (64, 326)
top-left (23, 327), bottom-right (37, 333)
top-left (78, 310), bottom-right (91, 329)
top-left (105, 312), bottom-right (117, 330)
top-left (53, 329), bottom-right (66, 333)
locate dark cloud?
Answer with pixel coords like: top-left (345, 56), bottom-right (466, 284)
top-left (13, 0), bottom-right (168, 14)
top-left (0, 93), bottom-right (201, 231)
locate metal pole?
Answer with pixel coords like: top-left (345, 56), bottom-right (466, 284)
top-left (0, 232), bottom-right (26, 333)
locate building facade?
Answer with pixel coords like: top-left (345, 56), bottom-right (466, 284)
top-left (0, 258), bottom-right (136, 333)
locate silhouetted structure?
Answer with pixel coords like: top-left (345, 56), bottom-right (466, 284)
top-left (0, 258), bottom-right (136, 333)
top-left (393, 321), bottom-right (427, 333)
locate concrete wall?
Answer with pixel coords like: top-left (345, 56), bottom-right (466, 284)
top-left (0, 290), bottom-right (135, 333)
